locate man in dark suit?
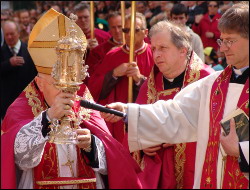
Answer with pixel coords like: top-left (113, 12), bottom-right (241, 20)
top-left (0, 20), bottom-right (37, 120)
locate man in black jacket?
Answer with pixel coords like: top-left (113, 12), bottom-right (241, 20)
top-left (0, 20), bottom-right (37, 120)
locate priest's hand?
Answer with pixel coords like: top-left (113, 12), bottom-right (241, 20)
top-left (220, 119), bottom-right (240, 157)
top-left (126, 62), bottom-right (142, 83)
top-left (47, 92), bottom-right (75, 120)
top-left (143, 145), bottom-right (162, 156)
top-left (100, 102), bottom-right (127, 123)
top-left (76, 128), bottom-right (92, 150)
top-left (87, 38), bottom-right (98, 49)
top-left (113, 63), bottom-right (130, 77)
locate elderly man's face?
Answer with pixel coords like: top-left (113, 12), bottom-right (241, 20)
top-left (151, 31), bottom-right (187, 77)
top-left (3, 22), bottom-right (20, 47)
top-left (35, 74), bottom-right (60, 107)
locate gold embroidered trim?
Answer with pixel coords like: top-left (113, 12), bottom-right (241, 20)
top-left (147, 70), bottom-right (157, 104)
top-left (24, 82), bottom-right (46, 117)
top-left (58, 14), bottom-right (66, 37)
top-left (175, 143), bottom-right (186, 189)
top-left (36, 178), bottom-right (96, 185)
top-left (147, 70), bottom-right (179, 103)
top-left (77, 88), bottom-right (94, 121)
top-left (29, 41), bottom-right (58, 48)
top-left (186, 53), bottom-right (202, 84)
top-left (157, 88), bottom-right (180, 100)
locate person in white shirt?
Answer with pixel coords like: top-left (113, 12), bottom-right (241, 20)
top-left (101, 2), bottom-right (249, 189)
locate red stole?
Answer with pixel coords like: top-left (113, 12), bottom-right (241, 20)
top-left (134, 52), bottom-right (214, 189)
top-left (200, 65), bottom-right (249, 189)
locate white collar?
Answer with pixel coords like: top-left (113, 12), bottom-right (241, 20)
top-left (233, 66), bottom-right (249, 76)
top-left (163, 75), bottom-right (174, 82)
top-left (113, 38), bottom-right (122, 45)
top-left (125, 42), bottom-right (146, 53)
top-left (9, 39), bottom-right (21, 54)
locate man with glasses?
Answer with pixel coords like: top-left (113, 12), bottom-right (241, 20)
top-left (192, 1), bottom-right (221, 51)
top-left (88, 12), bottom-right (154, 144)
top-left (102, 2), bottom-right (249, 189)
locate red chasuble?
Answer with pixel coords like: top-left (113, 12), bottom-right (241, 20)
top-left (88, 43), bottom-right (154, 143)
top-left (1, 81), bottom-right (143, 189)
top-left (133, 52), bottom-right (214, 189)
top-left (200, 65), bottom-right (249, 189)
top-left (86, 38), bottom-right (122, 78)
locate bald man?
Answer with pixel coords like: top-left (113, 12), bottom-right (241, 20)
top-left (0, 21), bottom-right (37, 120)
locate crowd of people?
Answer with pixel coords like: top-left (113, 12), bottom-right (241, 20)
top-left (1, 1), bottom-right (249, 189)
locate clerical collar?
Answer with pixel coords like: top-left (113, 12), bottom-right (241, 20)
top-left (163, 71), bottom-right (185, 90)
top-left (8, 39), bottom-right (21, 55)
top-left (112, 37), bottom-right (122, 45)
top-left (233, 66), bottom-right (249, 78)
top-left (125, 42), bottom-right (146, 53)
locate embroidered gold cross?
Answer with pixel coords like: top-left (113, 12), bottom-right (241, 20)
top-left (62, 159), bottom-right (75, 177)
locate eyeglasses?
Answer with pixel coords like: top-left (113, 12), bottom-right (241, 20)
top-left (217, 39), bottom-right (238, 48)
top-left (122, 28), bottom-right (145, 34)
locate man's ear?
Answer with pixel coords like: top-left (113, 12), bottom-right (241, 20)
top-left (35, 76), bottom-right (44, 92)
top-left (180, 47), bottom-right (188, 58)
top-left (144, 29), bottom-right (149, 37)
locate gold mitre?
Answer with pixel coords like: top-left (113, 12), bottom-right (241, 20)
top-left (28, 8), bottom-right (86, 75)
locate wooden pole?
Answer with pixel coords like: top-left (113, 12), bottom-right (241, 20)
top-left (128, 1), bottom-right (136, 103)
top-left (90, 1), bottom-right (94, 39)
top-left (121, 1), bottom-right (126, 45)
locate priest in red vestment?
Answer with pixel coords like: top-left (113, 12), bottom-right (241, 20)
top-left (86, 12), bottom-right (123, 82)
top-left (74, 2), bottom-right (111, 49)
top-left (124, 20), bottom-right (214, 189)
top-left (88, 12), bottom-right (154, 143)
top-left (1, 8), bottom-right (143, 189)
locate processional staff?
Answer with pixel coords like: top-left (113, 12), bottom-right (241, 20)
top-left (120, 1), bottom-right (126, 44)
top-left (90, 1), bottom-right (95, 39)
top-left (128, 1), bottom-right (136, 103)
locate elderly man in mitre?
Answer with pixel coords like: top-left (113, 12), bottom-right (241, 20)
top-left (1, 8), bottom-right (142, 189)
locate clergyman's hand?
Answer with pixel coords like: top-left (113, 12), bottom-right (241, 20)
top-left (47, 92), bottom-right (75, 120)
top-left (143, 145), bottom-right (162, 156)
top-left (220, 118), bottom-right (240, 157)
top-left (100, 102), bottom-right (127, 123)
top-left (76, 128), bottom-right (92, 150)
top-left (87, 38), bottom-right (99, 49)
